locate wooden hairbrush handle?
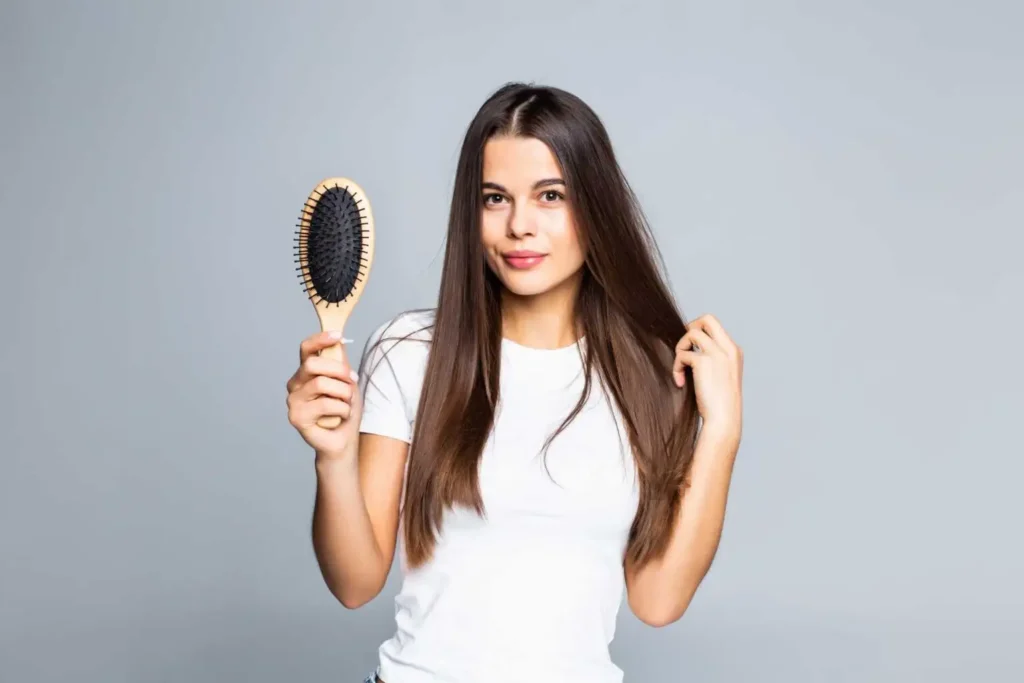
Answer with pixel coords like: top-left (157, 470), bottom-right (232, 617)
top-left (316, 339), bottom-right (347, 430)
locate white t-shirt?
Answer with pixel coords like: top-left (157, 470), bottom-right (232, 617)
top-left (357, 309), bottom-right (640, 683)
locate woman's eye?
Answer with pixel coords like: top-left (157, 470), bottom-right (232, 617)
top-left (542, 190), bottom-right (564, 202)
top-left (484, 193), bottom-right (505, 205)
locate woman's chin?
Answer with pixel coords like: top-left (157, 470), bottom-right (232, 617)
top-left (501, 282), bottom-right (548, 298)
top-left (492, 269), bottom-right (546, 296)
top-left (495, 269), bottom-right (578, 299)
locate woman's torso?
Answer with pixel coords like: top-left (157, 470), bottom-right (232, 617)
top-left (360, 311), bottom-right (640, 683)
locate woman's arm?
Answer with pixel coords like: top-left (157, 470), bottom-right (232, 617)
top-left (312, 433), bottom-right (408, 609)
top-left (626, 313), bottom-right (744, 627)
top-left (624, 428), bottom-right (739, 626)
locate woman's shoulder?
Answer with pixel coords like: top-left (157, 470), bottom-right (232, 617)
top-left (356, 309), bottom-right (435, 436)
top-left (365, 307), bottom-right (436, 347)
top-left (359, 307), bottom-right (435, 372)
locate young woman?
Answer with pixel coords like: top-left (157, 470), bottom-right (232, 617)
top-left (286, 83), bottom-right (744, 683)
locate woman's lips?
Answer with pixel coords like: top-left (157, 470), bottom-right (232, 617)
top-left (502, 250), bottom-right (546, 270)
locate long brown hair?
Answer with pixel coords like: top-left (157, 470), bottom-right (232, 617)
top-left (388, 83), bottom-right (699, 570)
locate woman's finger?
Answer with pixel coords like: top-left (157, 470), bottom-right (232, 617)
top-left (691, 314), bottom-right (739, 355)
top-left (305, 396), bottom-right (352, 423)
top-left (300, 354), bottom-right (359, 385)
top-left (672, 350), bottom-right (701, 386)
top-left (299, 331), bottom-right (348, 364)
top-left (302, 375), bottom-right (354, 402)
top-left (677, 328), bottom-right (716, 355)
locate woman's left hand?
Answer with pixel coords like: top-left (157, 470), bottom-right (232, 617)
top-left (673, 314), bottom-right (744, 441)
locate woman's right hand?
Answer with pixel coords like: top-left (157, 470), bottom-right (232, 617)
top-left (286, 331), bottom-right (362, 460)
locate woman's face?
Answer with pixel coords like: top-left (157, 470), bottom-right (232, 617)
top-left (479, 135), bottom-right (585, 299)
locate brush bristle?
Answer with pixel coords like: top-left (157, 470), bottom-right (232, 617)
top-left (294, 183), bottom-right (369, 305)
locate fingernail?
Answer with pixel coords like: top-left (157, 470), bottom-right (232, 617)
top-left (328, 330), bottom-right (342, 339)
top-left (350, 370), bottom-right (359, 382)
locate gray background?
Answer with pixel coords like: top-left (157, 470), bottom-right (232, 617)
top-left (2, 1), bottom-right (1021, 681)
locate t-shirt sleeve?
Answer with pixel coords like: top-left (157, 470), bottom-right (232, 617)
top-left (356, 319), bottom-right (413, 444)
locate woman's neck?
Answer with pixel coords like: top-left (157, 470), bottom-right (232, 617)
top-left (500, 277), bottom-right (581, 350)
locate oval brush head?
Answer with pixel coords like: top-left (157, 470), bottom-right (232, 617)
top-left (295, 177), bottom-right (375, 429)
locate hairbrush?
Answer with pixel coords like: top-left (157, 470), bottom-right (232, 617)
top-left (294, 177), bottom-right (375, 429)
